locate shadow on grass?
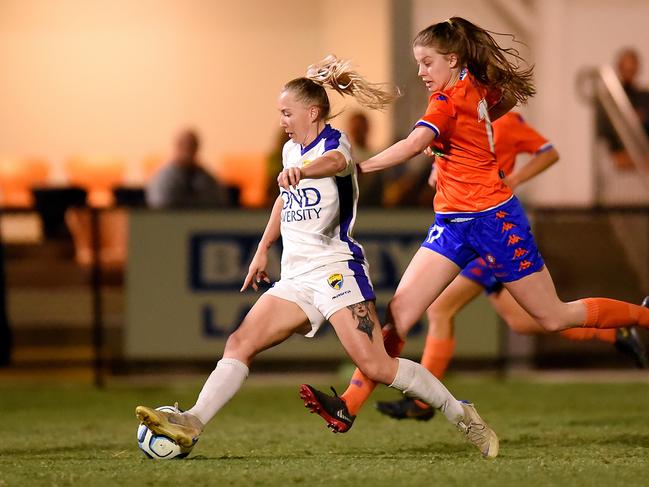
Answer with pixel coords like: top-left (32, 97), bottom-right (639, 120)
top-left (0, 443), bottom-right (129, 458)
top-left (497, 432), bottom-right (649, 459)
top-left (4, 433), bottom-right (648, 462)
top-left (185, 443), bottom-right (472, 461)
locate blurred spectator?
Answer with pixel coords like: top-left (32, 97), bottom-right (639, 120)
top-left (596, 48), bottom-right (649, 170)
top-left (348, 111), bottom-right (373, 162)
top-left (265, 129), bottom-right (290, 206)
top-left (381, 151), bottom-right (434, 207)
top-left (146, 129), bottom-right (232, 208)
top-left (348, 112), bottom-right (384, 207)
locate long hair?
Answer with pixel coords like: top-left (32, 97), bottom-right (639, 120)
top-left (414, 17), bottom-right (535, 104)
top-left (283, 55), bottom-right (399, 120)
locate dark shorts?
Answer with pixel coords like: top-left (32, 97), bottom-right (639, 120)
top-left (422, 196), bottom-right (545, 283)
top-left (460, 258), bottom-right (503, 295)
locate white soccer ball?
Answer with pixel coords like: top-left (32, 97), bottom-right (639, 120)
top-left (136, 405), bottom-right (195, 460)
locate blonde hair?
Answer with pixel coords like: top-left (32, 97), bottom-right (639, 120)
top-left (283, 55), bottom-right (398, 120)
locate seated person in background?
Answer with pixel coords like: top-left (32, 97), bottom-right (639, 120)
top-left (349, 112), bottom-right (383, 207)
top-left (381, 149), bottom-right (434, 208)
top-left (146, 129), bottom-right (232, 208)
top-left (596, 47), bottom-right (649, 170)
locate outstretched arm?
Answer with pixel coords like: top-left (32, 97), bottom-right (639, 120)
top-left (241, 196), bottom-right (283, 292)
top-left (359, 127), bottom-right (435, 173)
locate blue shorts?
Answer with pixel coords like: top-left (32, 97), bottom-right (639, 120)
top-left (460, 258), bottom-right (503, 295)
top-left (422, 196), bottom-right (545, 283)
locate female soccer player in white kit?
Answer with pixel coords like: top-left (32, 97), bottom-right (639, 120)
top-left (135, 55), bottom-right (499, 459)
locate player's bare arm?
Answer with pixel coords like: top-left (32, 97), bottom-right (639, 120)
top-left (277, 151), bottom-right (347, 190)
top-left (359, 127), bottom-right (434, 173)
top-left (241, 196), bottom-right (283, 292)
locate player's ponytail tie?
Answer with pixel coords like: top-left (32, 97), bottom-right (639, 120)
top-left (306, 55), bottom-right (351, 91)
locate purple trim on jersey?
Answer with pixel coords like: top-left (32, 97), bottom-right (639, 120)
top-left (301, 123), bottom-right (338, 156)
top-left (323, 126), bottom-right (342, 152)
top-left (414, 120), bottom-right (440, 138)
top-left (535, 142), bottom-right (554, 154)
top-left (335, 175), bottom-right (374, 301)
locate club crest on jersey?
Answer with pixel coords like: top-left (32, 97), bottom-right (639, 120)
top-left (327, 273), bottom-right (344, 290)
top-left (486, 254), bottom-right (496, 265)
top-left (302, 159), bottom-right (311, 167)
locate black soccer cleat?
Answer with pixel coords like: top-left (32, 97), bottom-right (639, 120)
top-left (375, 397), bottom-right (436, 421)
top-left (614, 326), bottom-right (648, 369)
top-left (299, 384), bottom-right (355, 433)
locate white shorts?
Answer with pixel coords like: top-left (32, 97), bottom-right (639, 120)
top-left (265, 261), bottom-right (375, 337)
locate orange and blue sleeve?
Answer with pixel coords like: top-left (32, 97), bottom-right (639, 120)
top-left (415, 92), bottom-right (456, 140)
top-left (512, 114), bottom-right (553, 154)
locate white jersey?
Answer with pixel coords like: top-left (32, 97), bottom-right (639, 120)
top-left (279, 124), bottom-right (369, 281)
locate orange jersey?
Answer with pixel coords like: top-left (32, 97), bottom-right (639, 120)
top-left (493, 112), bottom-right (553, 176)
top-left (417, 69), bottom-right (512, 213)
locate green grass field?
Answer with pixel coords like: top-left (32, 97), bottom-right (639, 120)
top-left (1, 376), bottom-right (648, 487)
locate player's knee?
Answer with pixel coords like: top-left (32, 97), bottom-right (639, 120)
top-left (504, 316), bottom-right (533, 334)
top-left (534, 316), bottom-right (565, 332)
top-left (391, 321), bottom-right (410, 339)
top-left (386, 299), bottom-right (414, 339)
top-left (426, 306), bottom-right (453, 333)
top-left (223, 331), bottom-right (253, 361)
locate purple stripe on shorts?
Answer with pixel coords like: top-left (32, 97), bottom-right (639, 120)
top-left (336, 175), bottom-right (375, 301)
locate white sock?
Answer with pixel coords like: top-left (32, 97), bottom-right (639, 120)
top-left (186, 358), bottom-right (249, 425)
top-left (389, 358), bottom-right (464, 423)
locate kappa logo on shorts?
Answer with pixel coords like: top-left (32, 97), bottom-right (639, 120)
top-left (327, 273), bottom-right (344, 290)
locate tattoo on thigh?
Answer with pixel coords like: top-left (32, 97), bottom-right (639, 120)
top-left (347, 301), bottom-right (375, 342)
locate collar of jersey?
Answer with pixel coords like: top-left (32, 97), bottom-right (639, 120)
top-left (443, 69), bottom-right (469, 99)
top-left (300, 124), bottom-right (334, 156)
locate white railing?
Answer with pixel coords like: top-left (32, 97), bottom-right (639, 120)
top-left (577, 65), bottom-right (649, 193)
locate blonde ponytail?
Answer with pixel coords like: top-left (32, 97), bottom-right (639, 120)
top-left (305, 55), bottom-right (399, 110)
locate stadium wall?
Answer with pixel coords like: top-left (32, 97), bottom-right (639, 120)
top-left (0, 0), bottom-right (393, 185)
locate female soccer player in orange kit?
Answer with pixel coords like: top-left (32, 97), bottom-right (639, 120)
top-left (371, 112), bottom-right (648, 420)
top-left (299, 17), bottom-right (649, 434)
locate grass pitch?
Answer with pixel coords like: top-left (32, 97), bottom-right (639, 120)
top-left (1, 376), bottom-right (648, 486)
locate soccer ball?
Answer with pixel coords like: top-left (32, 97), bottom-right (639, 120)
top-left (136, 405), bottom-right (195, 460)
